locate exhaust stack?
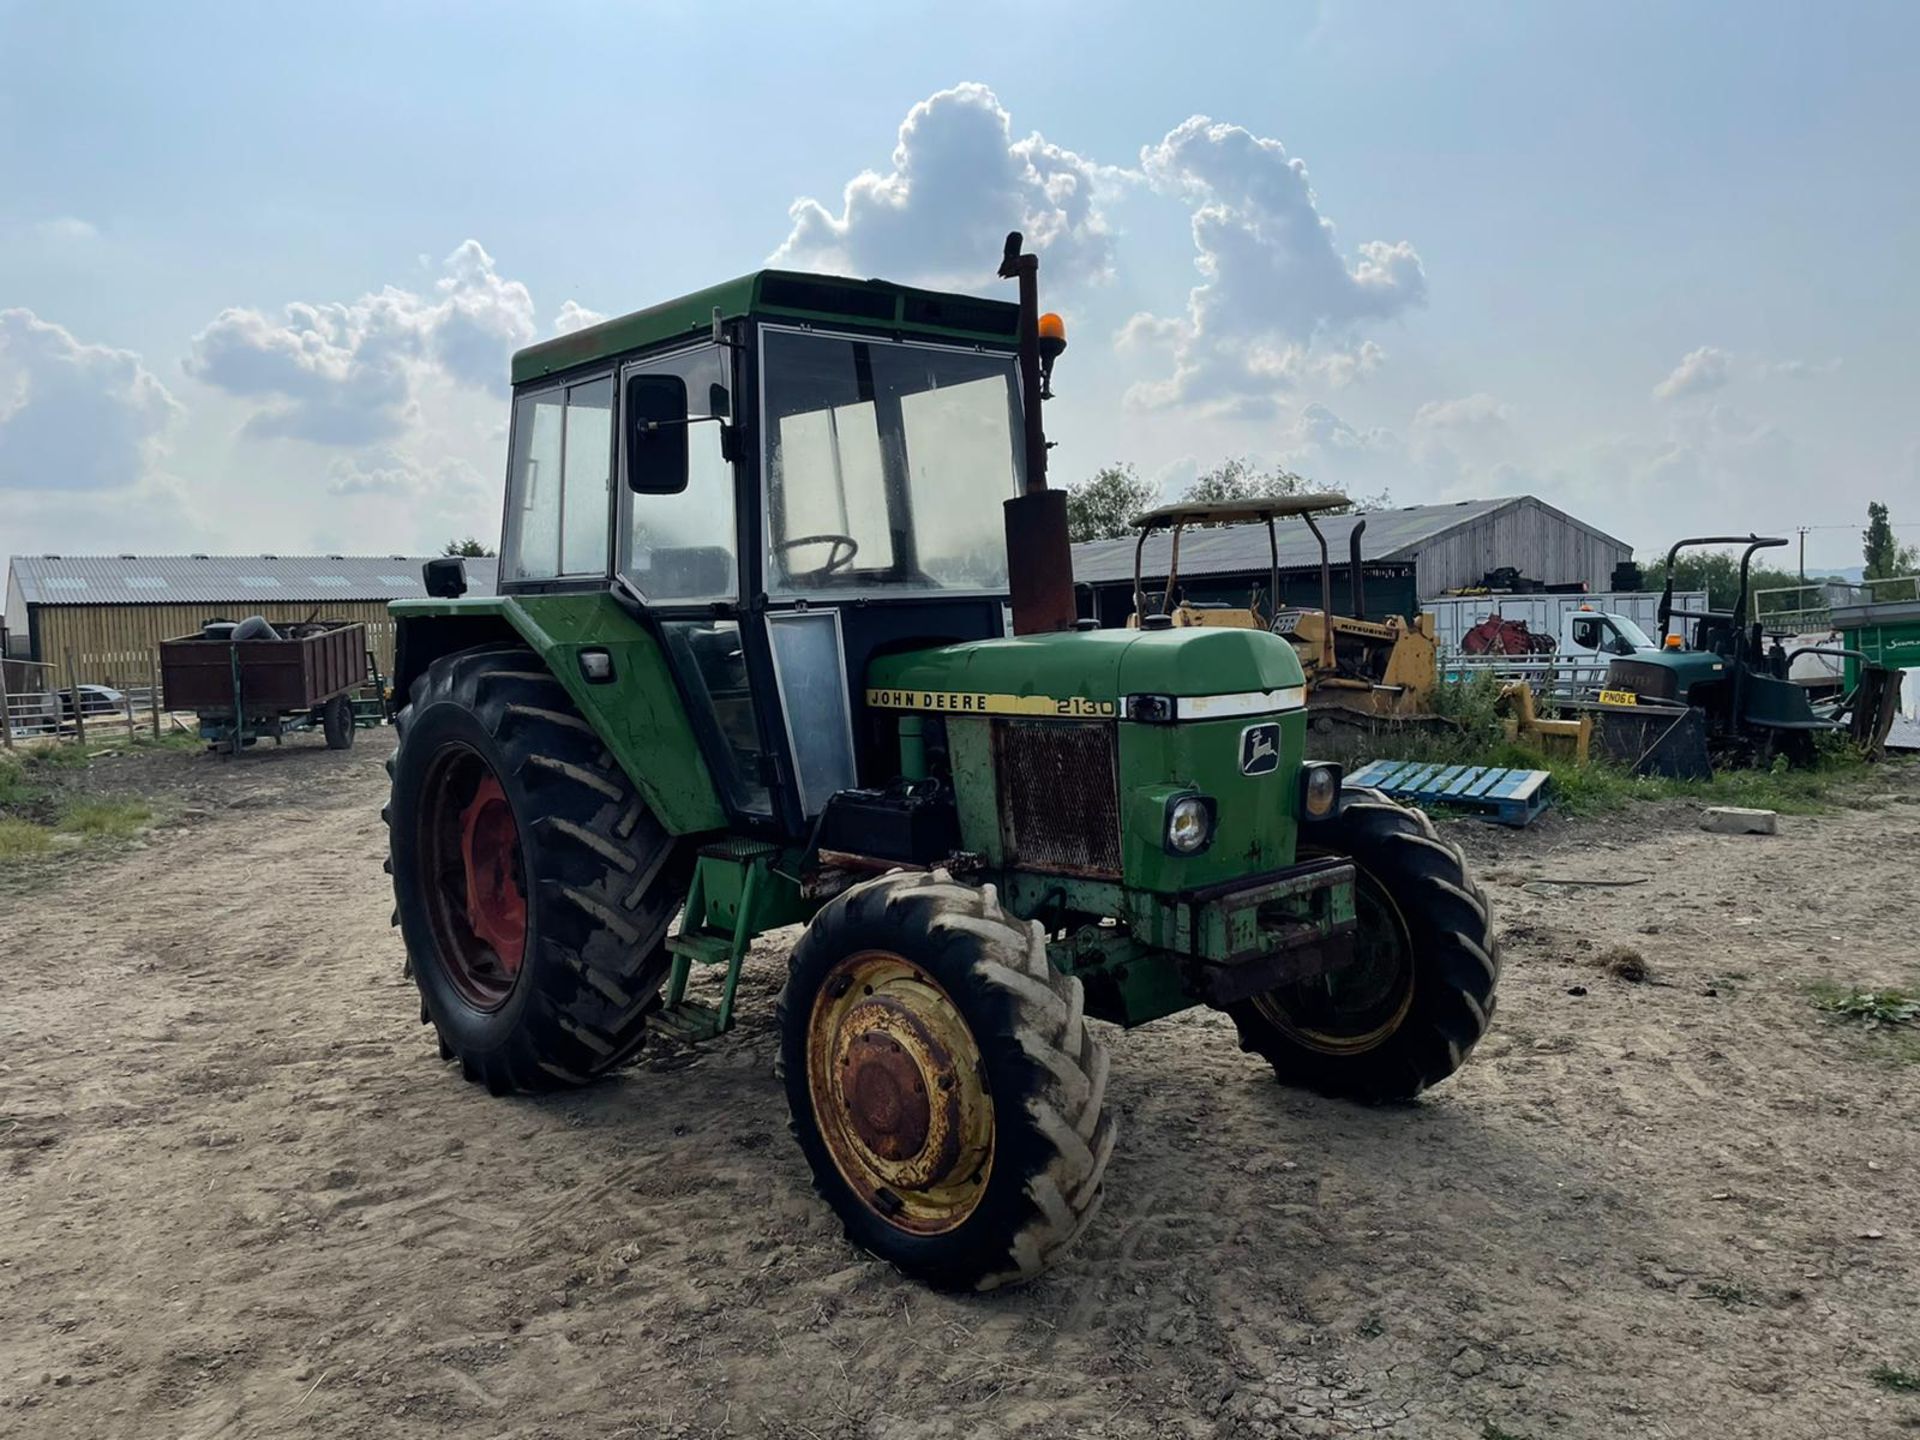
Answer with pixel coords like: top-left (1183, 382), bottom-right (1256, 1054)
top-left (998, 232), bottom-right (1078, 636)
top-left (1348, 519), bottom-right (1368, 620)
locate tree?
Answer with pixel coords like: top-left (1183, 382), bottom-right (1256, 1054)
top-left (1064, 463), bottom-right (1159, 542)
top-left (1184, 457), bottom-right (1389, 513)
top-left (1657, 548), bottom-right (1803, 612)
top-left (1863, 502), bottom-right (1900, 581)
top-left (442, 537), bottom-right (495, 557)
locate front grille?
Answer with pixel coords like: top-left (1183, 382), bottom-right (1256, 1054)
top-left (1607, 659), bottom-right (1680, 701)
top-left (992, 720), bottom-right (1123, 876)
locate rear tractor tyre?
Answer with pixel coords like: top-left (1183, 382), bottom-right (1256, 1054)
top-left (322, 694), bottom-right (355, 750)
top-left (386, 645), bottom-right (691, 1094)
top-left (1227, 787), bottom-right (1498, 1102)
top-left (778, 870), bottom-right (1115, 1291)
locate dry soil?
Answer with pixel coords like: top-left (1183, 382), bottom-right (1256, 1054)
top-left (3, 733), bottom-right (1918, 1439)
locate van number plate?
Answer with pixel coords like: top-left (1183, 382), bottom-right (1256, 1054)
top-left (1598, 688), bottom-right (1639, 706)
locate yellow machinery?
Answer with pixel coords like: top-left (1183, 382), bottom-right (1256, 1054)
top-left (1128, 497), bottom-right (1439, 722)
top-left (1495, 680), bottom-right (1592, 763)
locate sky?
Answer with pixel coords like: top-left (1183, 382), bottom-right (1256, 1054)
top-left (2, 0), bottom-right (1916, 574)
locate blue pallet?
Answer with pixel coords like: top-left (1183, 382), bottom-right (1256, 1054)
top-left (1346, 759), bottom-right (1553, 828)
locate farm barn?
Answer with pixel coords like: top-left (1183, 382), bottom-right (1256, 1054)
top-left (3, 554), bottom-right (498, 688)
top-left (1070, 495), bottom-right (1631, 625)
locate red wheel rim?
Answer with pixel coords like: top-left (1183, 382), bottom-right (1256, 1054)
top-left (419, 746), bottom-right (528, 1011)
top-left (460, 775), bottom-right (527, 972)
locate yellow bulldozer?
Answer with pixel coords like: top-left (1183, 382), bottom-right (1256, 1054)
top-left (1126, 496), bottom-right (1438, 724)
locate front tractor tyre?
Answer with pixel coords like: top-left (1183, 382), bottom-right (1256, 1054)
top-left (779, 871), bottom-right (1115, 1291)
top-left (1228, 788), bottom-right (1499, 1103)
top-left (386, 646), bottom-right (690, 1094)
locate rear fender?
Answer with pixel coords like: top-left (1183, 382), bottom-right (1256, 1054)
top-left (390, 594), bottom-right (727, 835)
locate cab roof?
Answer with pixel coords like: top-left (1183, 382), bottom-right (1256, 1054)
top-left (511, 270), bottom-right (1021, 386)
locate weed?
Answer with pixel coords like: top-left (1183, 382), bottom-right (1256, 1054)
top-left (1809, 982), bottom-right (1920, 1029)
top-left (29, 743), bottom-right (93, 771)
top-left (1369, 677), bottom-right (1883, 819)
top-left (1872, 1366), bottom-right (1920, 1393)
top-left (0, 817), bottom-right (52, 859)
top-left (54, 799), bottom-right (153, 840)
top-left (0, 755), bottom-right (25, 806)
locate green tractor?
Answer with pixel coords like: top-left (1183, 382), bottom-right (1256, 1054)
top-left (1602, 535), bottom-right (1846, 769)
top-left (384, 235), bottom-right (1499, 1290)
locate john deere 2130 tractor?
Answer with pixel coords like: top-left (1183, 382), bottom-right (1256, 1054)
top-left (385, 236), bottom-right (1499, 1290)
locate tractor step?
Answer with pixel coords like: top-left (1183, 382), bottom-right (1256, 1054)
top-left (647, 999), bottom-right (727, 1044)
top-left (666, 929), bottom-right (736, 967)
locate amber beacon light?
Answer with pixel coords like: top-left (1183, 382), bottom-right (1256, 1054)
top-left (1037, 312), bottom-right (1067, 398)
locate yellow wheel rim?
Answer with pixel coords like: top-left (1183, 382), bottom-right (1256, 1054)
top-left (806, 950), bottom-right (994, 1235)
top-left (1254, 850), bottom-right (1416, 1055)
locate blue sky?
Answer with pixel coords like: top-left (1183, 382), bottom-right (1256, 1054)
top-left (2, 1), bottom-right (1915, 571)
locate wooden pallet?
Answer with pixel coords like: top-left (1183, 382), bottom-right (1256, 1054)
top-left (1345, 759), bottom-right (1554, 828)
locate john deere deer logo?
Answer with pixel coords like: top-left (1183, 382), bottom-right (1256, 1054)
top-left (1239, 723), bottom-right (1280, 776)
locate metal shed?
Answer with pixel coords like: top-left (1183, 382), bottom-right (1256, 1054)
top-left (1069, 495), bottom-right (1631, 620)
top-left (3, 554), bottom-right (498, 687)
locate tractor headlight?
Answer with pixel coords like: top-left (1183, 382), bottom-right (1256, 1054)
top-left (1164, 793), bottom-right (1216, 855)
top-left (1300, 762), bottom-right (1343, 820)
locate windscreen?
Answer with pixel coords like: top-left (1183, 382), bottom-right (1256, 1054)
top-left (762, 329), bottom-right (1022, 596)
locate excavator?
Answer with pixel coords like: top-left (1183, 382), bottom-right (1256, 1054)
top-left (1126, 496), bottom-right (1438, 726)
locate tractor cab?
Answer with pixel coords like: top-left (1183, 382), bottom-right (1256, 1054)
top-left (480, 269), bottom-right (1038, 834)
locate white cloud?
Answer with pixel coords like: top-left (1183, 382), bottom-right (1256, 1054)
top-left (0, 308), bottom-right (182, 492)
top-left (184, 240), bottom-right (534, 445)
top-left (1652, 345), bottom-right (1731, 402)
top-left (1757, 356), bottom-right (1842, 380)
top-left (1126, 117), bottom-right (1425, 415)
top-left (326, 452), bottom-right (487, 499)
top-left (553, 300), bottom-right (606, 336)
top-left (1412, 392), bottom-right (1513, 437)
top-left (772, 83), bottom-right (1116, 290)
top-left (35, 217), bottom-right (100, 245)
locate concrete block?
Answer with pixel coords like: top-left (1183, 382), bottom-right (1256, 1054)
top-left (1701, 806), bottom-right (1778, 835)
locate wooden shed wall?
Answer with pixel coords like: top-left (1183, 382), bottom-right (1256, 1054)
top-left (1403, 499), bottom-right (1630, 598)
top-left (31, 602), bottom-right (397, 689)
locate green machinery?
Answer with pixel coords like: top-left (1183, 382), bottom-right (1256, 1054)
top-left (383, 236), bottom-right (1499, 1290)
top-left (1602, 535), bottom-right (1900, 769)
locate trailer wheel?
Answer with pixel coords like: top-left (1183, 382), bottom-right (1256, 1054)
top-left (386, 645), bottom-right (691, 1093)
top-left (321, 694), bottom-right (355, 750)
top-left (778, 870), bottom-right (1115, 1291)
top-left (1227, 788), bottom-right (1499, 1102)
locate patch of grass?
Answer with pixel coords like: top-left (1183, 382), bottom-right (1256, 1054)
top-left (1808, 982), bottom-right (1920, 1029)
top-left (0, 816), bottom-right (53, 858)
top-left (0, 754), bottom-right (26, 806)
top-left (1368, 676), bottom-right (1883, 819)
top-left (54, 798), bottom-right (152, 839)
top-left (1872, 1365), bottom-right (1920, 1394)
top-left (28, 741), bottom-right (94, 770)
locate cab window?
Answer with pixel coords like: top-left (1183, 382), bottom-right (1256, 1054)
top-left (620, 345), bottom-right (737, 602)
top-left (502, 377), bottom-right (614, 583)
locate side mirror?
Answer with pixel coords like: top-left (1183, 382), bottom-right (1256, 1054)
top-left (625, 374), bottom-right (690, 494)
top-left (423, 556), bottom-right (468, 599)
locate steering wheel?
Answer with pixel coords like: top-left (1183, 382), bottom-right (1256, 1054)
top-left (773, 533), bottom-right (860, 580)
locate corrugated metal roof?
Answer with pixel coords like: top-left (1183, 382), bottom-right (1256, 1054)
top-left (1072, 498), bottom-right (1524, 586)
top-left (8, 554), bottom-right (499, 606)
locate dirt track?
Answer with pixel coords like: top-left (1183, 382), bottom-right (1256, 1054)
top-left (3, 733), bottom-right (1918, 1439)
